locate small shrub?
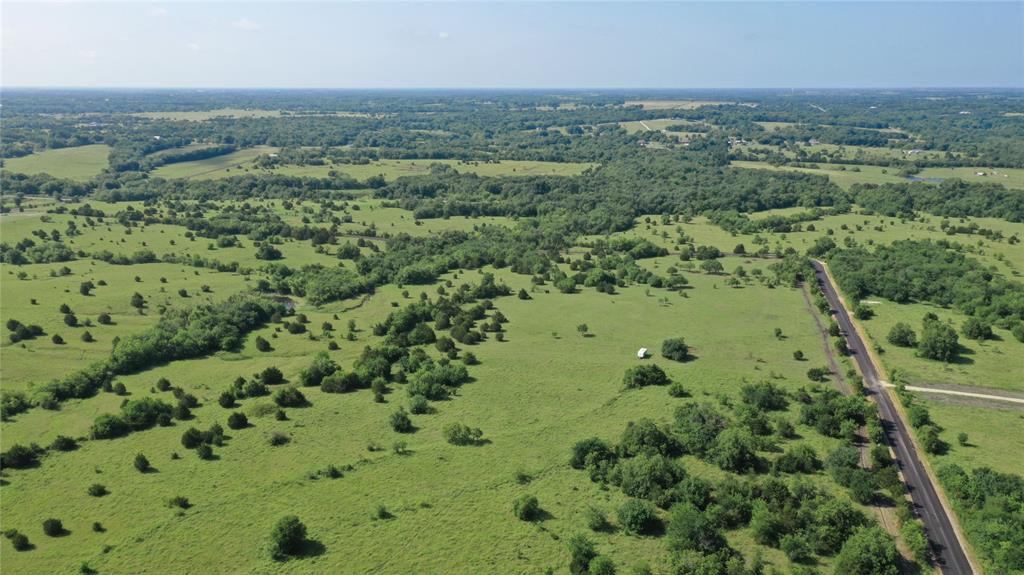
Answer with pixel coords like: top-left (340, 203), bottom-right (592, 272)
top-left (390, 407), bottom-right (413, 433)
top-left (10, 532), bottom-right (31, 551)
top-left (661, 337), bottom-right (689, 361)
top-left (622, 365), bottom-right (670, 389)
top-left (196, 444), bottom-right (213, 460)
top-left (42, 518), bottom-right (64, 537)
top-left (443, 422), bottom-right (483, 446)
top-left (273, 387), bottom-right (306, 408)
top-left (513, 494), bottom-right (541, 521)
top-left (87, 484), bottom-right (108, 497)
top-left (269, 431), bottom-right (291, 446)
top-left (218, 391), bottom-right (236, 409)
top-left (585, 506), bottom-right (609, 531)
top-left (227, 412), bottom-right (249, 430)
top-left (617, 499), bottom-right (658, 534)
top-left (167, 496), bottom-right (191, 509)
top-left (50, 435), bottom-right (78, 451)
top-left (408, 394), bottom-right (430, 414)
top-left (667, 382), bottom-right (689, 398)
top-left (134, 453), bottom-right (150, 472)
top-left (589, 556), bottom-right (617, 575)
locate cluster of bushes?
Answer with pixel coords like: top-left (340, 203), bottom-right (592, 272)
top-left (371, 274), bottom-right (510, 348)
top-left (5, 295), bottom-right (281, 415)
top-left (888, 313), bottom-right (966, 362)
top-left (0, 238), bottom-right (76, 264)
top-left (90, 397), bottom-right (177, 440)
top-left (895, 387), bottom-right (948, 455)
top-left (570, 423), bottom-right (897, 570)
top-left (5, 319), bottom-right (44, 343)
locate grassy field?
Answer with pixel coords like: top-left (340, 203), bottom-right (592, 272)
top-left (625, 100), bottom-right (744, 110)
top-left (0, 260), bottom-right (256, 393)
top-left (145, 143), bottom-right (221, 159)
top-left (153, 156), bottom-right (597, 182)
top-left (618, 118), bottom-right (704, 135)
top-left (150, 146), bottom-right (279, 179)
top-left (917, 398), bottom-right (1024, 478)
top-left (731, 160), bottom-right (1024, 191)
top-left (2, 145), bottom-right (110, 181)
top-left (856, 300), bottom-right (1024, 393)
top-left (3, 217), bottom-right (868, 575)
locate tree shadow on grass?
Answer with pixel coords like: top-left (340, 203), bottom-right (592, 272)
top-left (275, 539), bottom-right (326, 562)
top-left (296, 539), bottom-right (326, 558)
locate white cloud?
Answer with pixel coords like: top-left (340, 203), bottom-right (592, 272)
top-left (438, 31), bottom-right (449, 40)
top-left (186, 42), bottom-right (201, 52)
top-left (149, 7), bottom-right (168, 18)
top-left (232, 18), bottom-right (262, 32)
top-left (78, 49), bottom-right (98, 63)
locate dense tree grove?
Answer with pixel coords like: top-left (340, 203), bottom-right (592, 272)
top-left (938, 464), bottom-right (1024, 573)
top-left (827, 239), bottom-right (1024, 333)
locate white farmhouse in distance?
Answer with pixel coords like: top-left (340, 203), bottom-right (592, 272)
top-left (637, 348), bottom-right (648, 359)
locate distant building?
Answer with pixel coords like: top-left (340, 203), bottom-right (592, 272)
top-left (637, 348), bottom-right (648, 359)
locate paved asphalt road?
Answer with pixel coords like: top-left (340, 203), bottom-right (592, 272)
top-left (810, 261), bottom-right (974, 574)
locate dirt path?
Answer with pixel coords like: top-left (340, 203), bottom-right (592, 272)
top-left (800, 283), bottom-right (904, 544)
top-left (880, 382), bottom-right (1024, 406)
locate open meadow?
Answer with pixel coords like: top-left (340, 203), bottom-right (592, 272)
top-left (2, 145), bottom-right (111, 181)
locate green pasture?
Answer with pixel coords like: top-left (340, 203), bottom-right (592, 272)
top-left (919, 398), bottom-right (1024, 478)
top-left (149, 146), bottom-right (280, 179)
top-left (2, 261), bottom-right (861, 574)
top-left (2, 145), bottom-right (111, 181)
top-left (151, 155), bottom-right (595, 182)
top-left (731, 160), bottom-right (1024, 191)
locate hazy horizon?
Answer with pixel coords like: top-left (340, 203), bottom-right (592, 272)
top-left (3, 1), bottom-right (1022, 90)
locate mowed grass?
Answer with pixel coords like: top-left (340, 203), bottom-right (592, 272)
top-left (731, 160), bottom-right (1024, 191)
top-left (150, 146), bottom-right (279, 179)
top-left (2, 262), bottom-right (859, 574)
top-left (2, 145), bottom-right (110, 181)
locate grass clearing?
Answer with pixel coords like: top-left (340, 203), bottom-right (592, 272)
top-left (731, 160), bottom-right (1024, 191)
top-left (625, 100), bottom-right (745, 110)
top-left (149, 146), bottom-right (279, 179)
top-left (2, 145), bottom-right (110, 181)
top-left (160, 158), bottom-right (599, 182)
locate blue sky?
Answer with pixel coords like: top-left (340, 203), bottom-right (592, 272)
top-left (3, 1), bottom-right (1021, 88)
